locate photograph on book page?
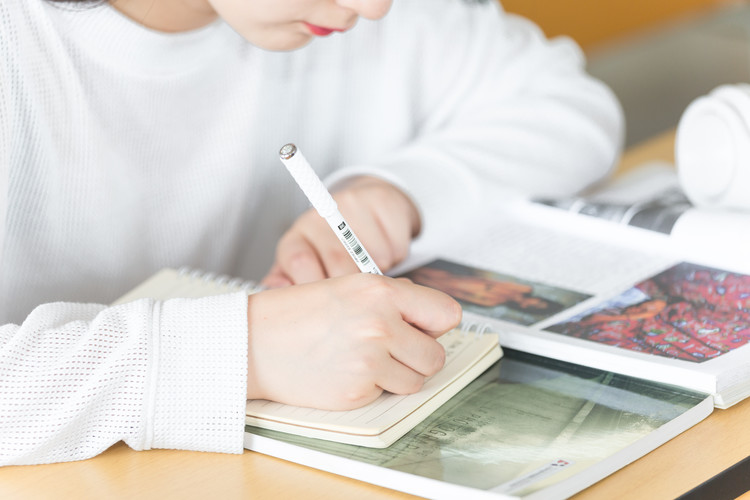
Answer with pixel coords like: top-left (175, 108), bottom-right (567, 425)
top-left (545, 262), bottom-right (750, 363)
top-left (401, 259), bottom-right (591, 326)
top-left (246, 350), bottom-right (710, 499)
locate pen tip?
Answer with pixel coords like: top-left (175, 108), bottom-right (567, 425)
top-left (279, 143), bottom-right (297, 160)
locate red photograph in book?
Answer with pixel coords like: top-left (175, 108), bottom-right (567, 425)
top-left (546, 262), bottom-right (750, 362)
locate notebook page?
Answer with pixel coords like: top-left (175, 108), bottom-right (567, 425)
top-left (245, 328), bottom-right (500, 436)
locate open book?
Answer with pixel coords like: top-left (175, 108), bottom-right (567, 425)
top-left (114, 268), bottom-right (502, 448)
top-left (398, 176), bottom-right (750, 409)
top-left (244, 350), bottom-right (712, 500)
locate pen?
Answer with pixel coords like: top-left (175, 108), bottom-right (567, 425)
top-left (278, 143), bottom-right (383, 275)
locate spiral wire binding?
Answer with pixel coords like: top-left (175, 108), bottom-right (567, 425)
top-left (177, 266), bottom-right (264, 294)
top-left (457, 319), bottom-right (493, 339)
top-left (173, 269), bottom-right (497, 334)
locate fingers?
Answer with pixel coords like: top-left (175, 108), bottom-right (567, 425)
top-left (260, 263), bottom-right (293, 288)
top-left (375, 356), bottom-right (432, 396)
top-left (274, 214), bottom-right (360, 284)
top-left (275, 226), bottom-right (333, 284)
top-left (387, 277), bottom-right (463, 338)
top-left (327, 338), bottom-right (441, 409)
top-left (246, 273), bottom-right (461, 411)
top-left (385, 321), bottom-right (447, 378)
top-left (266, 177), bottom-right (421, 285)
top-left (332, 185), bottom-right (415, 268)
top-left (347, 276), bottom-right (460, 392)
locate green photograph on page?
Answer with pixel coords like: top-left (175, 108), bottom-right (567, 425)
top-left (401, 259), bottom-right (591, 326)
top-left (246, 349), bottom-right (710, 499)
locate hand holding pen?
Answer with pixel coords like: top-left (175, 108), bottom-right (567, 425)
top-left (246, 143), bottom-right (460, 409)
top-left (279, 143), bottom-right (383, 275)
top-left (262, 144), bottom-right (420, 286)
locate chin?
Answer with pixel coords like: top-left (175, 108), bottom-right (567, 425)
top-left (247, 32), bottom-right (314, 52)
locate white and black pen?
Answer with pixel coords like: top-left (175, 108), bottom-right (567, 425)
top-left (278, 143), bottom-right (383, 275)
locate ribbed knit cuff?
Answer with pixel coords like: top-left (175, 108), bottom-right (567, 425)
top-left (147, 292), bottom-right (248, 454)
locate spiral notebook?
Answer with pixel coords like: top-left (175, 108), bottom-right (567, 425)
top-left (114, 267), bottom-right (503, 448)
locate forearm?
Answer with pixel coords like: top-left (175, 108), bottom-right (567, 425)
top-left (0, 293), bottom-right (248, 466)
top-left (326, 4), bottom-right (624, 248)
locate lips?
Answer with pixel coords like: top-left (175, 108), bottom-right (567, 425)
top-left (304, 22), bottom-right (346, 37)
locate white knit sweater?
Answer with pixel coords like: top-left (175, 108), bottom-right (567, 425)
top-left (0, 0), bottom-right (623, 465)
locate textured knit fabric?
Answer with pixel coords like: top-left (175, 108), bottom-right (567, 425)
top-left (0, 0), bottom-right (623, 465)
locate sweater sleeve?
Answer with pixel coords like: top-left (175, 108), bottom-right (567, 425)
top-left (0, 0), bottom-right (12, 265)
top-left (0, 293), bottom-right (248, 466)
top-left (327, 0), bottom-right (624, 249)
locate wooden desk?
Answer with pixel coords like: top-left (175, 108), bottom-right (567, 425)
top-left (2, 131), bottom-right (747, 500)
top-left (616, 129), bottom-right (675, 173)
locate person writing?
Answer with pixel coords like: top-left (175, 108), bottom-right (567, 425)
top-left (0, 0), bottom-right (623, 465)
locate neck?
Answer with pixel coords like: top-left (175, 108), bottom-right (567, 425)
top-left (112, 0), bottom-right (218, 32)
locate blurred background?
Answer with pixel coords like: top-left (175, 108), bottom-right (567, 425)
top-left (501, 0), bottom-right (750, 147)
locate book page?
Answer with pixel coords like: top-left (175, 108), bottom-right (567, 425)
top-left (543, 261), bottom-right (750, 363)
top-left (535, 162), bottom-right (689, 234)
top-left (671, 210), bottom-right (750, 274)
top-left (400, 201), bottom-right (750, 403)
top-left (529, 163), bottom-right (750, 273)
top-left (246, 350), bottom-right (712, 499)
top-left (426, 199), bottom-right (678, 298)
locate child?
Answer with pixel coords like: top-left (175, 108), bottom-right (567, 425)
top-left (0, 0), bottom-right (623, 465)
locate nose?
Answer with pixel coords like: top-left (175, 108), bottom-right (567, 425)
top-left (335, 0), bottom-right (393, 20)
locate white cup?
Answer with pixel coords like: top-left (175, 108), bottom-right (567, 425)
top-left (675, 83), bottom-right (750, 210)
